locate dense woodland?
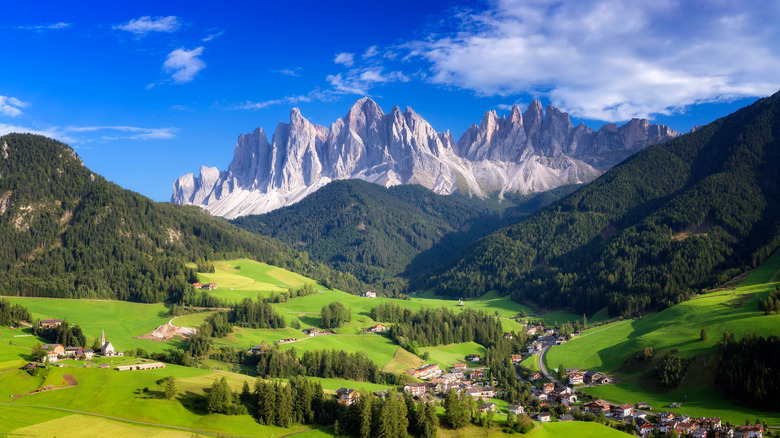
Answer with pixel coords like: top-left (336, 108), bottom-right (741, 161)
top-left (432, 91), bottom-right (780, 316)
top-left (231, 179), bottom-right (575, 294)
top-left (0, 298), bottom-right (32, 325)
top-left (0, 134), bottom-right (370, 303)
top-left (31, 320), bottom-right (87, 348)
top-left (715, 333), bottom-right (780, 410)
top-left (372, 303), bottom-right (504, 351)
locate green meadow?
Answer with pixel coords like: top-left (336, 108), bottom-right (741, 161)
top-left (418, 342), bottom-right (486, 367)
top-left (4, 298), bottom-right (183, 353)
top-left (544, 250), bottom-right (780, 426)
top-left (196, 259), bottom-right (325, 302)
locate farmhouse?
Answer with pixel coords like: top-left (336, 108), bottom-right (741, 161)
top-left (46, 351), bottom-right (59, 363)
top-left (503, 333), bottom-right (514, 340)
top-left (740, 425), bottom-right (764, 438)
top-left (277, 338), bottom-right (297, 344)
top-left (468, 369), bottom-right (484, 380)
top-left (542, 382), bottom-right (555, 394)
top-left (511, 354), bottom-right (523, 364)
top-left (528, 372), bottom-right (542, 381)
top-left (466, 354), bottom-right (480, 362)
top-left (336, 387), bottom-right (359, 406)
top-left (116, 362), bottom-right (166, 371)
top-left (302, 328), bottom-right (334, 337)
top-left (43, 344), bottom-right (65, 355)
top-left (481, 386), bottom-right (495, 398)
top-left (191, 282), bottom-right (202, 288)
top-left (247, 344), bottom-right (269, 354)
top-left (201, 283), bottom-right (218, 290)
top-left (40, 319), bottom-right (62, 328)
top-left (583, 399), bottom-right (611, 414)
top-left (478, 402), bottom-right (496, 413)
top-left (691, 429), bottom-right (708, 438)
top-left (568, 372), bottom-right (583, 385)
top-left (617, 404), bottom-right (634, 417)
top-left (466, 387), bottom-right (483, 399)
top-left (508, 404), bottom-right (525, 415)
top-left (65, 346), bottom-right (83, 356)
top-left (537, 412), bottom-right (551, 422)
top-left (361, 324), bottom-right (387, 333)
top-left (408, 363), bottom-right (442, 380)
top-left (361, 290), bottom-right (377, 298)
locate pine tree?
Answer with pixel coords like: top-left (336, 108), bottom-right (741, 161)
top-left (700, 328), bottom-right (708, 341)
top-left (207, 378), bottom-right (225, 413)
top-left (163, 376), bottom-right (177, 400)
top-left (417, 401), bottom-right (438, 438)
top-left (357, 390), bottom-right (374, 438)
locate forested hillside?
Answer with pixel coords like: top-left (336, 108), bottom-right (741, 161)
top-left (0, 134), bottom-right (363, 302)
top-left (231, 179), bottom-right (576, 292)
top-left (432, 91), bottom-right (780, 316)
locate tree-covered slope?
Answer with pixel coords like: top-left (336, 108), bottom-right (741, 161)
top-left (231, 179), bottom-right (576, 291)
top-left (431, 91), bottom-right (780, 316)
top-left (0, 134), bottom-right (362, 302)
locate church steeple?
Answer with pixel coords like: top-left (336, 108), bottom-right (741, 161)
top-left (101, 329), bottom-right (106, 347)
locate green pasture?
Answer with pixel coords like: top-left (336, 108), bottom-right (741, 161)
top-left (419, 342), bottom-right (487, 367)
top-left (520, 354), bottom-right (540, 372)
top-left (277, 333), bottom-right (399, 367)
top-left (528, 421), bottom-right (632, 438)
top-left (382, 347), bottom-right (424, 373)
top-left (4, 298), bottom-right (183, 354)
top-left (172, 311), bottom-right (217, 328)
top-left (196, 259), bottom-right (324, 302)
top-left (9, 413), bottom-right (203, 438)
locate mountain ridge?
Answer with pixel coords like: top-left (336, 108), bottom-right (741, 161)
top-left (172, 98), bottom-right (678, 218)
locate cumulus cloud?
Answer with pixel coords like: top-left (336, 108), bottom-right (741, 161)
top-left (327, 68), bottom-right (409, 95)
top-left (334, 52), bottom-right (355, 67)
top-left (15, 22), bottom-right (71, 31)
top-left (113, 16), bottom-right (181, 35)
top-left (405, 0), bottom-right (780, 121)
top-left (163, 47), bottom-right (206, 84)
top-left (0, 96), bottom-right (28, 117)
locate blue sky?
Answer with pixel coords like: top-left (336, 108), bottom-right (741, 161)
top-left (2, 0), bottom-right (779, 201)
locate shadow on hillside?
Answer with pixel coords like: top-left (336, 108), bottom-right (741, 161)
top-left (299, 315), bottom-right (321, 327)
top-left (178, 390), bottom-right (208, 415)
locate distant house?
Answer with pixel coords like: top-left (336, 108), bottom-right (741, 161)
top-left (468, 369), bottom-right (484, 380)
top-left (362, 324), bottom-right (387, 333)
top-left (361, 290), bottom-right (377, 298)
top-left (403, 383), bottom-right (432, 397)
top-left (247, 344), bottom-right (269, 354)
top-left (191, 282), bottom-right (202, 288)
top-left (23, 362), bottom-right (37, 371)
top-left (466, 354), bottom-right (480, 362)
top-left (277, 338), bottom-right (297, 344)
top-left (583, 399), bottom-right (611, 414)
top-left (481, 386), bottom-right (495, 398)
top-left (466, 387), bottom-right (483, 399)
top-left (559, 393), bottom-right (578, 405)
top-left (201, 283), bottom-right (217, 290)
top-left (408, 364), bottom-right (442, 380)
top-left (635, 402), bottom-right (652, 410)
top-left (116, 362), bottom-right (166, 371)
top-left (617, 404), bottom-right (634, 417)
top-left (336, 388), bottom-right (359, 406)
top-left (694, 417), bottom-right (722, 430)
top-left (451, 363), bottom-right (468, 373)
top-left (526, 326), bottom-right (538, 336)
top-left (40, 319), bottom-right (62, 328)
top-left (511, 354), bottom-right (523, 364)
top-left (503, 333), bottom-right (514, 340)
top-left (43, 344), bottom-right (65, 355)
top-left (537, 412), bottom-right (551, 422)
top-left (741, 425), bottom-right (764, 438)
top-left (583, 370), bottom-right (606, 384)
top-left (568, 373), bottom-right (583, 385)
top-left (559, 414), bottom-right (575, 422)
top-left (528, 372), bottom-right (542, 381)
top-left (542, 382), bottom-right (555, 394)
top-left (478, 402), bottom-right (496, 412)
top-left (508, 404), bottom-right (525, 415)
top-left (691, 430), bottom-right (708, 438)
top-left (302, 328), bottom-right (334, 337)
top-left (65, 346), bottom-right (83, 356)
top-left (46, 351), bottom-right (59, 363)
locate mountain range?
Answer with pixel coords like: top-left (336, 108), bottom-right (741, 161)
top-left (172, 98), bottom-right (678, 218)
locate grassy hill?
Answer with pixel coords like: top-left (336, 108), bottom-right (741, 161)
top-left (432, 91), bottom-right (780, 316)
top-left (0, 133), bottom-right (363, 303)
top-left (231, 178), bottom-right (577, 292)
top-left (544, 250), bottom-right (780, 425)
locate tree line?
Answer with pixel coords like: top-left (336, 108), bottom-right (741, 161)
top-left (0, 298), bottom-right (32, 326)
top-left (715, 332), bottom-right (780, 410)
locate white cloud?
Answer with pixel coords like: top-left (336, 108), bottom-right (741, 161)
top-left (163, 47), bottom-right (206, 84)
top-left (334, 52), bottom-right (355, 67)
top-left (234, 90), bottom-right (331, 110)
top-left (0, 124), bottom-right (71, 142)
top-left (15, 22), bottom-right (71, 31)
top-left (0, 96), bottom-right (28, 117)
top-left (113, 16), bottom-right (181, 35)
top-left (404, 0), bottom-right (780, 121)
top-left (363, 45), bottom-right (379, 59)
top-left (327, 68), bottom-right (409, 95)
top-left (0, 124), bottom-right (176, 143)
top-left (202, 30), bottom-right (224, 42)
top-left (273, 68), bottom-right (302, 77)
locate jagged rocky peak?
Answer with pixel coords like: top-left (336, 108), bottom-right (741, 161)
top-left (172, 97), bottom-right (679, 219)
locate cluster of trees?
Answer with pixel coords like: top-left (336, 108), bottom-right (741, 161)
top-left (207, 377), bottom-right (249, 415)
top-left (374, 304), bottom-right (503, 350)
top-left (266, 284), bottom-right (317, 303)
top-left (321, 301), bottom-right (351, 329)
top-left (716, 332), bottom-right (780, 410)
top-left (655, 350), bottom-right (690, 388)
top-left (229, 298), bottom-right (286, 329)
top-left (250, 376), bottom-right (329, 427)
top-left (337, 390), bottom-right (438, 438)
top-left (31, 320), bottom-right (87, 347)
top-left (759, 286), bottom-right (780, 314)
top-left (187, 312), bottom-right (233, 357)
top-left (0, 134), bottom-right (369, 305)
top-left (196, 259), bottom-right (215, 273)
top-left (429, 94), bottom-right (780, 316)
top-left (0, 298), bottom-right (32, 325)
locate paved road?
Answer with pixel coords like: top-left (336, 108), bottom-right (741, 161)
top-left (537, 344), bottom-right (567, 388)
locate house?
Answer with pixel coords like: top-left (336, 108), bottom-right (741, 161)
top-left (583, 370), bottom-right (606, 384)
top-left (568, 373), bottom-right (583, 385)
top-left (302, 328), bottom-right (334, 337)
top-left (542, 382), bottom-right (555, 394)
top-left (529, 372), bottom-right (542, 381)
top-left (656, 411), bottom-right (676, 420)
top-left (636, 421), bottom-right (654, 437)
top-left (468, 369), bottom-right (484, 380)
top-left (559, 414), bottom-right (575, 422)
top-left (247, 344), bottom-right (269, 354)
top-left (23, 362), bottom-right (37, 371)
top-left (596, 375), bottom-right (613, 384)
top-left (65, 346), bottom-right (83, 356)
top-left (451, 363), bottom-right (468, 373)
top-left (559, 393), bottom-right (578, 405)
top-left (695, 417), bottom-right (722, 430)
top-left (201, 283), bottom-right (217, 290)
top-left (526, 326), bottom-right (538, 335)
top-left (508, 404), bottom-right (525, 415)
top-left (511, 354), bottom-right (523, 364)
top-left (692, 430), bottom-right (708, 438)
top-left (635, 402), bottom-right (652, 410)
top-left (535, 392), bottom-right (548, 401)
top-left (481, 386), bottom-right (495, 398)
top-left (403, 383), bottom-right (431, 397)
top-left (42, 344), bottom-right (65, 355)
top-left (466, 354), bottom-right (480, 362)
top-left (616, 404), bottom-right (634, 417)
top-left (82, 349), bottom-right (94, 360)
top-left (408, 364), bottom-right (442, 380)
top-left (40, 319), bottom-right (62, 328)
top-left (466, 387), bottom-right (483, 399)
top-left (46, 351), bottom-right (59, 363)
top-left (583, 400), bottom-right (611, 414)
top-left (277, 338), bottom-right (297, 344)
top-left (191, 282), bottom-right (202, 288)
top-left (711, 427), bottom-right (735, 438)
top-left (503, 333), bottom-right (514, 340)
top-left (361, 290), bottom-right (377, 298)
top-left (527, 342), bottom-right (543, 354)
top-left (336, 388), bottom-right (360, 406)
top-left (116, 362), bottom-right (166, 371)
top-left (537, 412), bottom-right (551, 422)
top-left (544, 328), bottom-right (555, 336)
top-left (478, 403), bottom-right (496, 412)
top-left (362, 324), bottom-right (387, 333)
top-left (741, 425), bottom-right (764, 438)
top-left (657, 420), bottom-right (679, 434)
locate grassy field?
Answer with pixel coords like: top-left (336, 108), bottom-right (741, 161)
top-left (196, 259), bottom-right (325, 302)
top-left (520, 354), bottom-right (540, 372)
top-left (4, 298), bottom-right (183, 354)
top-left (419, 342), bottom-right (487, 367)
top-left (277, 333), bottom-right (399, 367)
top-left (544, 250), bottom-right (780, 426)
top-left (9, 412), bottom-right (204, 438)
top-left (527, 422), bottom-right (631, 437)
top-left (382, 347), bottom-right (424, 373)
top-left (172, 311), bottom-right (217, 328)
